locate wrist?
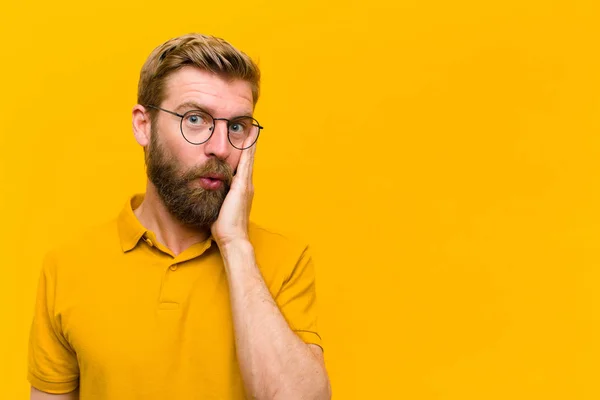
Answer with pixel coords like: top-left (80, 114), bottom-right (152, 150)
top-left (218, 238), bottom-right (254, 259)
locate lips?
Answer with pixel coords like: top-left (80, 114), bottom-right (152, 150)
top-left (201, 174), bottom-right (225, 181)
top-left (197, 175), bottom-right (225, 190)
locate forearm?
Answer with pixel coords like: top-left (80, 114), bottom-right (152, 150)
top-left (31, 387), bottom-right (79, 400)
top-left (221, 240), bottom-right (330, 400)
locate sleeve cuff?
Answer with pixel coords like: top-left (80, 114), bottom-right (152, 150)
top-left (294, 330), bottom-right (324, 351)
top-left (28, 370), bottom-right (79, 394)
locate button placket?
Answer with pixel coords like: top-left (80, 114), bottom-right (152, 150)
top-left (158, 262), bottom-right (181, 310)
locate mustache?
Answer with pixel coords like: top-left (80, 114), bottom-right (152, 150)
top-left (182, 158), bottom-right (234, 186)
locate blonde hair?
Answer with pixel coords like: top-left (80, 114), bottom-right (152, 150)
top-left (137, 33), bottom-right (260, 118)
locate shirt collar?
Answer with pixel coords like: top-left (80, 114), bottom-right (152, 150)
top-left (116, 193), bottom-right (217, 256)
top-left (117, 194), bottom-right (148, 252)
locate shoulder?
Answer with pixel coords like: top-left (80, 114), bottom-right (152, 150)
top-left (248, 221), bottom-right (310, 260)
top-left (41, 218), bottom-right (121, 275)
top-left (247, 221), bottom-right (313, 284)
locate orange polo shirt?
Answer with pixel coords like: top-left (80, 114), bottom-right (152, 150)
top-left (28, 194), bottom-right (322, 399)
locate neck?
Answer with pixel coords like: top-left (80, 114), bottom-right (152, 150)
top-left (134, 181), bottom-right (211, 256)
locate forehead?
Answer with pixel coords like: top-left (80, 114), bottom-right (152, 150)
top-left (162, 66), bottom-right (254, 116)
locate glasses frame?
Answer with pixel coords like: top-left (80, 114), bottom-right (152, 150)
top-left (145, 104), bottom-right (263, 150)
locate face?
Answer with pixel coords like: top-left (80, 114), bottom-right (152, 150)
top-left (140, 66), bottom-right (255, 229)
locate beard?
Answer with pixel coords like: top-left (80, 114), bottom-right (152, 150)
top-left (145, 126), bottom-right (233, 230)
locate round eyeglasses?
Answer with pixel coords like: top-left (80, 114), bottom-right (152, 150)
top-left (145, 105), bottom-right (263, 150)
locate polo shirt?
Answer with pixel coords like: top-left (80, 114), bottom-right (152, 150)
top-left (28, 194), bottom-right (322, 399)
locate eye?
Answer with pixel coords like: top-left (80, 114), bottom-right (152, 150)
top-left (229, 122), bottom-right (246, 133)
top-left (185, 112), bottom-right (209, 125)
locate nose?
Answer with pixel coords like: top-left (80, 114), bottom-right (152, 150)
top-left (203, 120), bottom-right (231, 160)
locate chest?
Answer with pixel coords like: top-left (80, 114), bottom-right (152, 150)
top-left (59, 256), bottom-right (238, 384)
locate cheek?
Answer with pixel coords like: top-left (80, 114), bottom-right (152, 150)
top-left (162, 134), bottom-right (201, 167)
top-left (229, 153), bottom-right (242, 174)
top-left (180, 147), bottom-right (207, 169)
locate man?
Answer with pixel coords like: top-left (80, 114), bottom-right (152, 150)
top-left (28, 33), bottom-right (331, 400)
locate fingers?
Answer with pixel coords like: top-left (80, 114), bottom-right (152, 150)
top-left (236, 138), bottom-right (257, 186)
top-left (247, 142), bottom-right (256, 185)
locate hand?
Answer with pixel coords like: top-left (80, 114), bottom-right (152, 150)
top-left (211, 140), bottom-right (256, 248)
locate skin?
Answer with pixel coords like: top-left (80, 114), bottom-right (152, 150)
top-left (31, 66), bottom-right (331, 400)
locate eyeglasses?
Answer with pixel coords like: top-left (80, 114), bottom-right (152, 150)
top-left (145, 105), bottom-right (263, 150)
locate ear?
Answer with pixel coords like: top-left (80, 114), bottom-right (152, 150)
top-left (132, 104), bottom-right (151, 148)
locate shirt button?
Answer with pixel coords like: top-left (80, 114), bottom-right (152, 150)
top-left (144, 237), bottom-right (154, 247)
top-left (169, 264), bottom-right (178, 271)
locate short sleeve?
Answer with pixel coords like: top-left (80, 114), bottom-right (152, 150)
top-left (28, 251), bottom-right (80, 394)
top-left (275, 245), bottom-right (323, 351)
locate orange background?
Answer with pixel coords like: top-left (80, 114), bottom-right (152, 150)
top-left (2, 0), bottom-right (600, 398)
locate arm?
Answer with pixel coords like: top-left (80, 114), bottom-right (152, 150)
top-left (211, 143), bottom-right (331, 399)
top-left (31, 387), bottom-right (78, 400)
top-left (221, 241), bottom-right (331, 400)
top-left (28, 251), bottom-right (80, 396)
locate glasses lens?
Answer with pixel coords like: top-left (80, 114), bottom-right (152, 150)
top-left (181, 110), bottom-right (213, 144)
top-left (228, 117), bottom-right (260, 149)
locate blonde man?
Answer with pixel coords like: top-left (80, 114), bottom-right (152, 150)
top-left (28, 33), bottom-right (331, 400)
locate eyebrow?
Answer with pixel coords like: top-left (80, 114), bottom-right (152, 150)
top-left (175, 101), bottom-right (253, 119)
